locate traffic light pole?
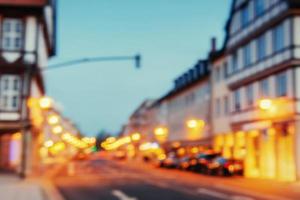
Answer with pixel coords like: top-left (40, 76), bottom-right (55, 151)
top-left (44, 54), bottom-right (141, 71)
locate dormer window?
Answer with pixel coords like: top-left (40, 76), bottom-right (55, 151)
top-left (2, 18), bottom-right (23, 51)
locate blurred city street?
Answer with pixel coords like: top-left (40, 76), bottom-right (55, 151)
top-left (2, 0), bottom-right (300, 199)
top-left (52, 153), bottom-right (300, 200)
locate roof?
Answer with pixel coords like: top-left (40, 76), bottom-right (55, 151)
top-left (0, 0), bottom-right (48, 6)
top-left (156, 59), bottom-right (210, 104)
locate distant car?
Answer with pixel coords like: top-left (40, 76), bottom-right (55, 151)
top-left (178, 156), bottom-right (192, 170)
top-left (113, 150), bottom-right (126, 160)
top-left (162, 154), bottom-right (179, 168)
top-left (193, 152), bottom-right (221, 174)
top-left (74, 152), bottom-right (88, 161)
top-left (153, 154), bottom-right (167, 168)
top-left (207, 157), bottom-right (244, 176)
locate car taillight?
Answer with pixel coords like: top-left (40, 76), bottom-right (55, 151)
top-left (199, 159), bottom-right (207, 164)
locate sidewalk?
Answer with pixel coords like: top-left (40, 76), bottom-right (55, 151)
top-left (0, 175), bottom-right (46, 200)
top-left (0, 170), bottom-right (65, 200)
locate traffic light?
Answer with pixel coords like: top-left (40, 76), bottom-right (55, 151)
top-left (135, 54), bottom-right (141, 69)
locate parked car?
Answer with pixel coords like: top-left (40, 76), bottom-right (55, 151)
top-left (207, 157), bottom-right (244, 176)
top-left (178, 156), bottom-right (192, 170)
top-left (153, 153), bottom-right (166, 168)
top-left (73, 152), bottom-right (88, 161)
top-left (193, 152), bottom-right (221, 174)
top-left (162, 153), bottom-right (179, 168)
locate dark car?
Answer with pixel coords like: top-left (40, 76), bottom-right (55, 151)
top-left (162, 154), bottom-right (179, 168)
top-left (193, 152), bottom-right (221, 174)
top-left (207, 157), bottom-right (244, 176)
top-left (178, 156), bottom-right (192, 170)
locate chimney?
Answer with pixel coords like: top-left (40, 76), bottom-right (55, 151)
top-left (211, 37), bottom-right (217, 53)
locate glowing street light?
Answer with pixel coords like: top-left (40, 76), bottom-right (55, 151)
top-left (186, 119), bottom-right (198, 128)
top-left (259, 99), bottom-right (273, 110)
top-left (52, 125), bottom-right (63, 135)
top-left (154, 127), bottom-right (168, 137)
top-left (106, 137), bottom-right (116, 143)
top-left (186, 119), bottom-right (205, 129)
top-left (48, 115), bottom-right (60, 125)
top-left (131, 132), bottom-right (141, 141)
top-left (44, 140), bottom-right (54, 148)
top-left (39, 97), bottom-right (53, 109)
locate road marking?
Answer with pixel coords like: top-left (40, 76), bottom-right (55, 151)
top-left (231, 196), bottom-right (254, 200)
top-left (111, 190), bottom-right (138, 200)
top-left (197, 188), bottom-right (229, 199)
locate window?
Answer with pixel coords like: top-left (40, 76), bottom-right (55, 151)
top-left (241, 5), bottom-right (249, 28)
top-left (246, 84), bottom-right (254, 106)
top-left (216, 98), bottom-right (221, 116)
top-left (273, 24), bottom-right (284, 53)
top-left (0, 75), bottom-right (21, 111)
top-left (2, 18), bottom-right (23, 51)
top-left (276, 72), bottom-right (287, 97)
top-left (215, 67), bottom-right (220, 82)
top-left (234, 89), bottom-right (241, 111)
top-left (257, 34), bottom-right (266, 61)
top-left (243, 44), bottom-right (251, 67)
top-left (232, 52), bottom-right (238, 73)
top-left (260, 79), bottom-right (269, 97)
top-left (224, 95), bottom-right (229, 114)
top-left (254, 0), bottom-right (265, 17)
top-left (223, 62), bottom-right (228, 79)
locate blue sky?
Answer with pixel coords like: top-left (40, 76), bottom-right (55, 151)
top-left (46, 0), bottom-right (231, 136)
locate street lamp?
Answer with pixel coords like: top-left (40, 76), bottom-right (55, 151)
top-left (154, 126), bottom-right (168, 142)
top-left (131, 132), bottom-right (141, 141)
top-left (52, 125), bottom-right (63, 135)
top-left (186, 119), bottom-right (205, 129)
top-left (48, 114), bottom-right (60, 125)
top-left (39, 97), bottom-right (53, 109)
top-left (259, 99), bottom-right (273, 110)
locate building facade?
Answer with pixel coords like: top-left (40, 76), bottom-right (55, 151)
top-left (0, 0), bottom-right (56, 175)
top-left (211, 0), bottom-right (300, 181)
top-left (156, 60), bottom-right (212, 149)
top-left (123, 99), bottom-right (157, 142)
